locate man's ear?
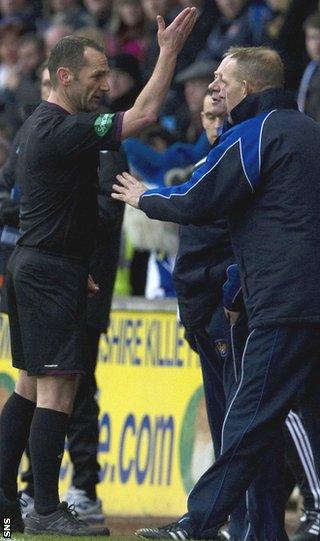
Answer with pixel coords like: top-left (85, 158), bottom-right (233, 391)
top-left (56, 67), bottom-right (72, 86)
top-left (200, 110), bottom-right (205, 128)
top-left (243, 79), bottom-right (255, 96)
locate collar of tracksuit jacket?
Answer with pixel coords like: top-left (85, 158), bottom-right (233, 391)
top-left (229, 87), bottom-right (298, 126)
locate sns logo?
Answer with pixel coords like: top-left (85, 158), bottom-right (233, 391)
top-left (2, 517), bottom-right (11, 538)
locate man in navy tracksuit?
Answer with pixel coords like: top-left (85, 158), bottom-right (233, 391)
top-left (135, 73), bottom-right (286, 541)
top-left (112, 46), bottom-right (320, 540)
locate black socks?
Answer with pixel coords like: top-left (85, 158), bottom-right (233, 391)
top-left (0, 392), bottom-right (36, 501)
top-left (0, 395), bottom-right (71, 515)
top-left (29, 407), bottom-right (69, 515)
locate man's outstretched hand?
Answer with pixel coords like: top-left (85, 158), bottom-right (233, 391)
top-left (157, 7), bottom-right (198, 55)
top-left (112, 172), bottom-right (147, 209)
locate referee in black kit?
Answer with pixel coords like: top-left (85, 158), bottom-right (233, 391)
top-left (0, 7), bottom-right (197, 537)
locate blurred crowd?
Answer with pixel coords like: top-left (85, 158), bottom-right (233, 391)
top-left (1, 0), bottom-right (320, 297)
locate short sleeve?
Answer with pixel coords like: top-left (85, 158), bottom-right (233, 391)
top-left (54, 111), bottom-right (124, 158)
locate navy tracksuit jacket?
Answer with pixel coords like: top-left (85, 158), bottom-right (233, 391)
top-left (140, 88), bottom-right (320, 329)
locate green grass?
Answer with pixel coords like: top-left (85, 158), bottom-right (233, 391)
top-left (9, 534), bottom-right (132, 541)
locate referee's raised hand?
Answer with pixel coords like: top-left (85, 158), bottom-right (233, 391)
top-left (112, 172), bottom-right (147, 209)
top-left (120, 7), bottom-right (197, 139)
top-left (157, 7), bottom-right (198, 54)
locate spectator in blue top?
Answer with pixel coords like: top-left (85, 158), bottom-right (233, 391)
top-left (297, 11), bottom-right (320, 122)
top-left (123, 126), bottom-right (210, 186)
top-left (197, 0), bottom-right (253, 62)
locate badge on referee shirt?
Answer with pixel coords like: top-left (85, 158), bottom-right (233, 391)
top-left (94, 113), bottom-right (115, 137)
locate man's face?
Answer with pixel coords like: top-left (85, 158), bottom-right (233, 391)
top-left (83, 0), bottom-right (110, 15)
top-left (107, 69), bottom-right (134, 100)
top-left (0, 0), bottom-right (26, 14)
top-left (0, 31), bottom-right (19, 64)
top-left (18, 42), bottom-right (43, 74)
top-left (67, 47), bottom-right (110, 112)
top-left (50, 0), bottom-right (75, 12)
top-left (45, 25), bottom-right (72, 56)
top-left (118, 2), bottom-right (143, 27)
top-left (218, 57), bottom-right (247, 116)
top-left (208, 58), bottom-right (229, 119)
top-left (215, 0), bottom-right (246, 20)
top-left (201, 94), bottom-right (219, 144)
top-left (184, 78), bottom-right (211, 114)
top-left (141, 0), bottom-right (168, 21)
top-left (306, 27), bottom-right (320, 63)
top-left (41, 67), bottom-right (51, 100)
top-left (266, 0), bottom-right (288, 11)
top-left (178, 0), bottom-right (203, 7)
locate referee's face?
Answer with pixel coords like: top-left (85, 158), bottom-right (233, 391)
top-left (69, 47), bottom-right (110, 112)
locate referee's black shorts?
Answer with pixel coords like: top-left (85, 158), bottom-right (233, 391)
top-left (6, 246), bottom-right (88, 376)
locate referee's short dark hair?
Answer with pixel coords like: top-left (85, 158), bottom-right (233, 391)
top-left (48, 35), bottom-right (105, 87)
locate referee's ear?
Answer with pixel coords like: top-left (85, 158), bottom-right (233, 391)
top-left (57, 67), bottom-right (72, 87)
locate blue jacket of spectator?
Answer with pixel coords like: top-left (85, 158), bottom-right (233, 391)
top-left (123, 131), bottom-right (211, 186)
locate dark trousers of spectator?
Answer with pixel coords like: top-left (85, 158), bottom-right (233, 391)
top-left (187, 324), bottom-right (320, 540)
top-left (22, 324), bottom-right (101, 497)
top-left (283, 421), bottom-right (320, 511)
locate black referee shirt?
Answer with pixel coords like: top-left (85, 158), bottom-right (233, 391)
top-left (17, 101), bottom-right (123, 261)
